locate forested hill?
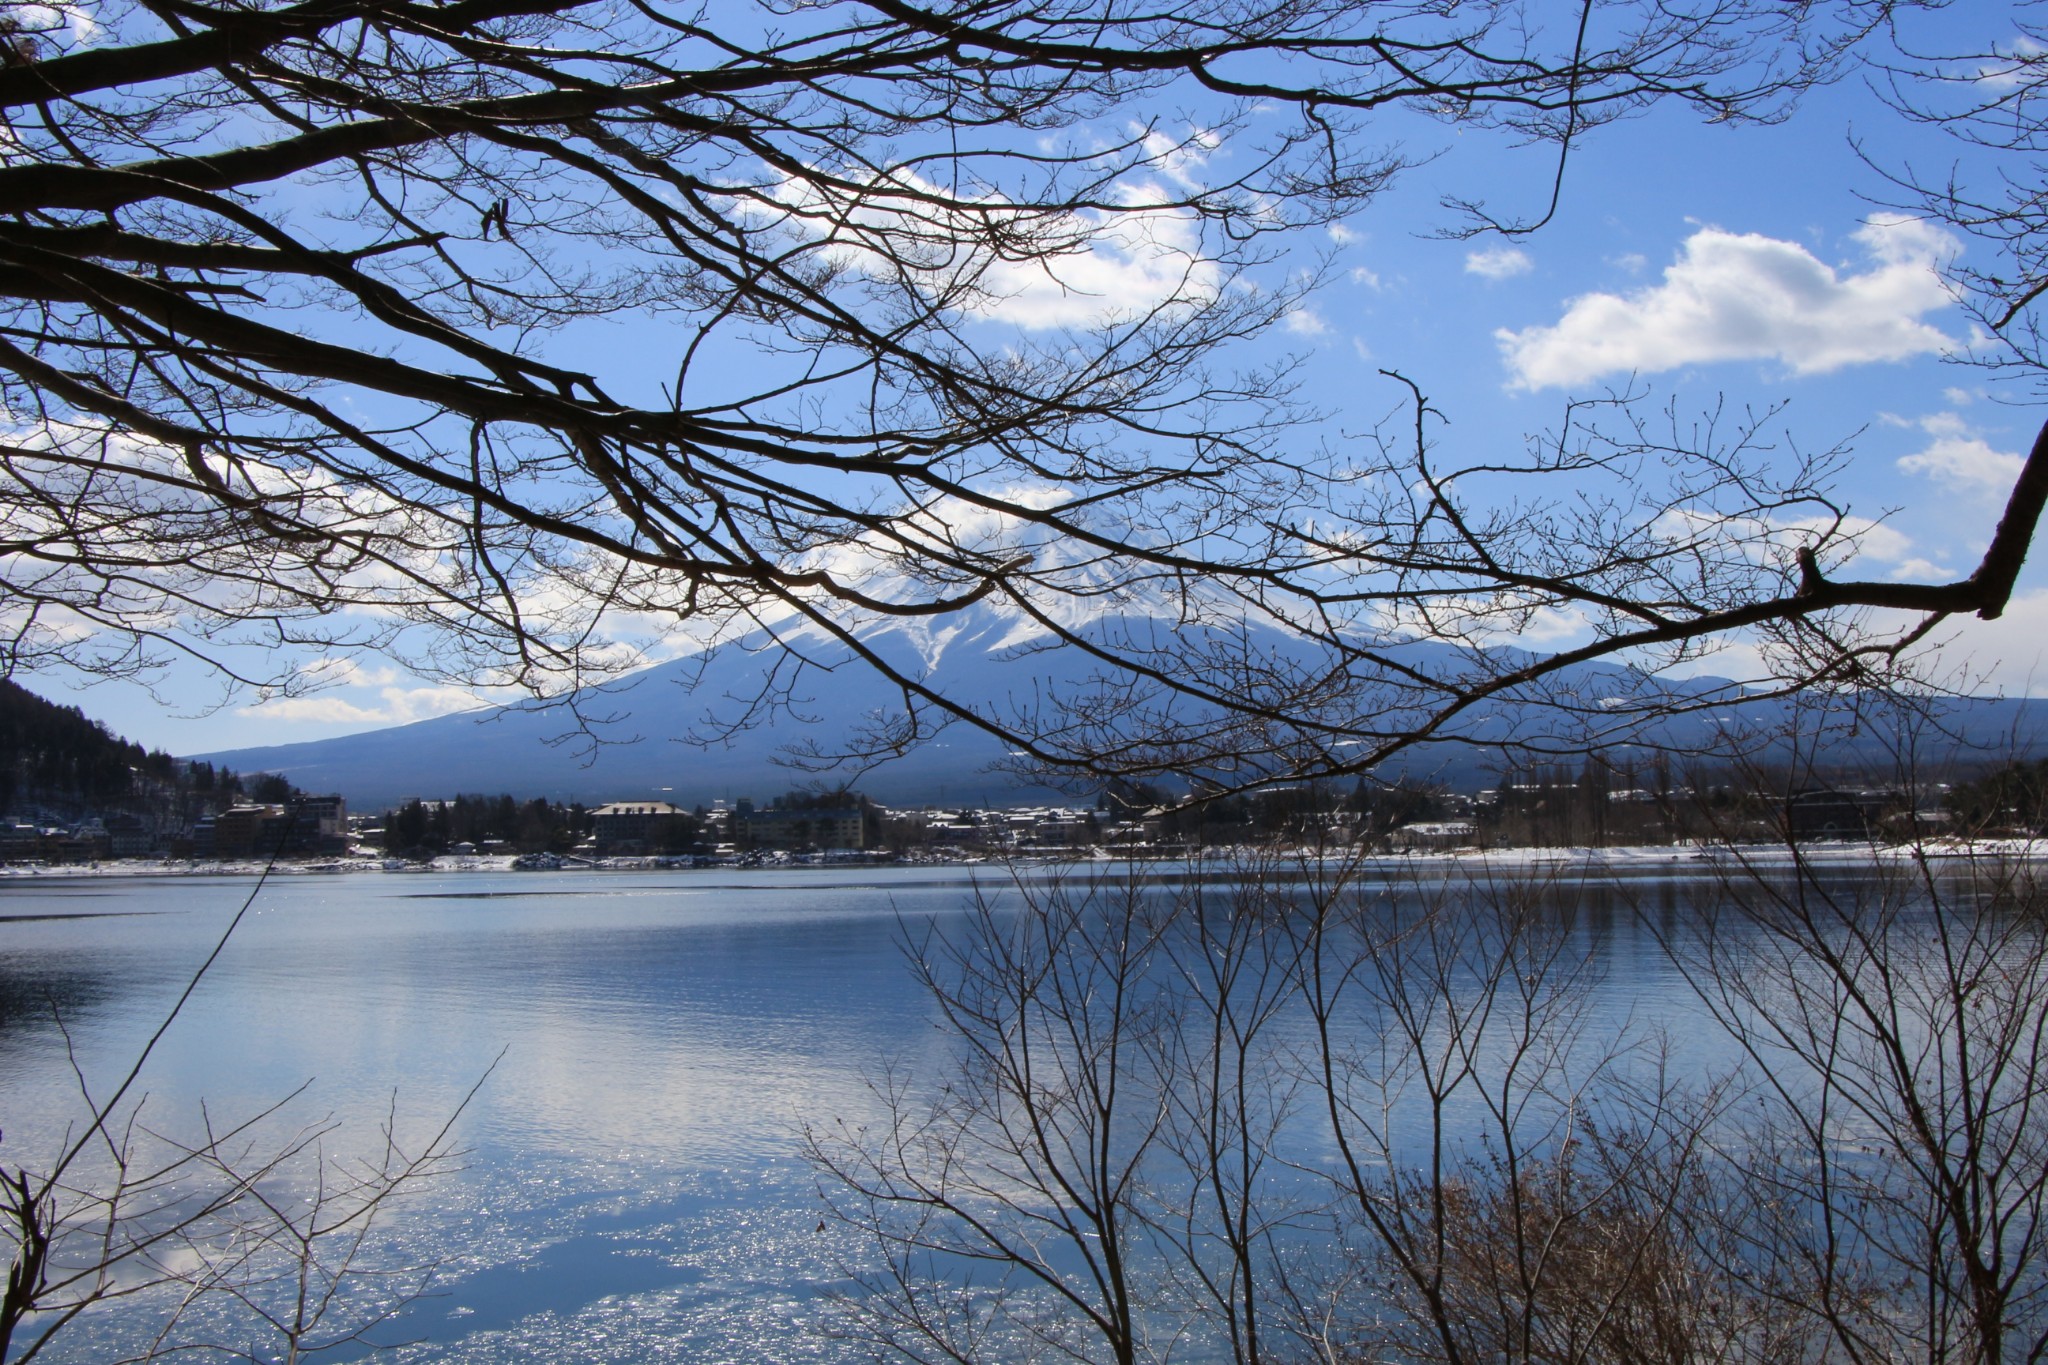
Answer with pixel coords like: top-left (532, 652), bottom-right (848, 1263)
top-left (0, 679), bottom-right (253, 818)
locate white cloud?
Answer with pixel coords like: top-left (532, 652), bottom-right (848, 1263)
top-left (1465, 245), bottom-right (1533, 281)
top-left (1497, 216), bottom-right (1957, 390)
top-left (1283, 306), bottom-right (1329, 335)
top-left (1328, 222), bottom-right (1359, 246)
top-left (1657, 582), bottom-right (2048, 698)
top-left (1382, 592), bottom-right (1590, 650)
top-left (1851, 212), bottom-right (1956, 268)
top-left (238, 683), bottom-right (493, 727)
top-left (972, 195), bottom-right (1217, 331)
top-left (1976, 36), bottom-right (2045, 91)
top-left (1898, 435), bottom-right (2026, 495)
top-left (1895, 590), bottom-right (2048, 696)
top-left (1785, 514), bottom-right (1915, 566)
top-left (1510, 604), bottom-right (1593, 645)
top-left (1348, 265), bottom-right (1383, 290)
top-left (1886, 556), bottom-right (1954, 582)
top-left (6, 3), bottom-right (98, 44)
top-left (1894, 410), bottom-right (2027, 496)
top-left (1139, 125), bottom-right (1221, 192)
top-left (767, 167), bottom-right (1219, 332)
top-left (1657, 507), bottom-right (1903, 559)
top-left (297, 656), bottom-right (400, 688)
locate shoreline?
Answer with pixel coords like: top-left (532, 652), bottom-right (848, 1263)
top-left (3, 836), bottom-right (2041, 882)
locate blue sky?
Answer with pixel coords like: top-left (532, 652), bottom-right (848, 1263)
top-left (34, 3), bottom-right (2048, 756)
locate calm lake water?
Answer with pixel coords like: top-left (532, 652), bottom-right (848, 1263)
top-left (0, 863), bottom-right (1719, 1362)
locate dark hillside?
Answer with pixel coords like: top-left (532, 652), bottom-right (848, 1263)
top-left (0, 679), bottom-right (250, 820)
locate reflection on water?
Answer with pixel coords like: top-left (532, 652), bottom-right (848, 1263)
top-left (0, 962), bottom-right (115, 1043)
top-left (0, 863), bottom-right (1735, 1361)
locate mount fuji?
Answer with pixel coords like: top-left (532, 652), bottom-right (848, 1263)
top-left (191, 599), bottom-right (2048, 811)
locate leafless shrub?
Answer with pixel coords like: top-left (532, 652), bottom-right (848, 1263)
top-left (815, 822), bottom-right (2048, 1365)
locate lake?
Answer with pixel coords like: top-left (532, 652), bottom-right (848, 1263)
top-left (0, 861), bottom-right (1789, 1361)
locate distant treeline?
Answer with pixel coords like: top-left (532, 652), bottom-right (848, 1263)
top-left (1946, 757), bottom-right (2048, 830)
top-left (380, 794), bottom-right (597, 856)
